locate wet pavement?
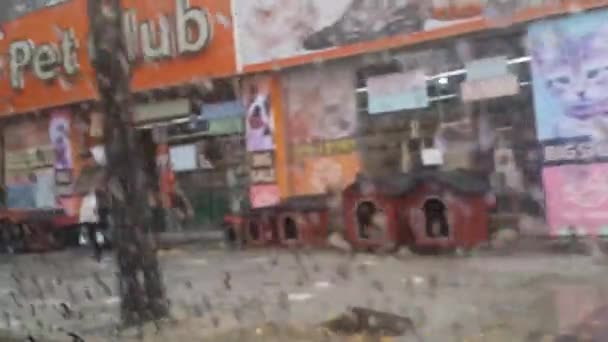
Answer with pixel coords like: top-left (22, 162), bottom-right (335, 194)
top-left (0, 246), bottom-right (608, 341)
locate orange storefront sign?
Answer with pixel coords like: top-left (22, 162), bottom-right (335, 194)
top-left (0, 0), bottom-right (97, 116)
top-left (0, 0), bottom-right (236, 116)
top-left (124, 0), bottom-right (236, 91)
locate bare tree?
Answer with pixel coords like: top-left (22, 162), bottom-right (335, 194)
top-left (87, 0), bottom-right (168, 325)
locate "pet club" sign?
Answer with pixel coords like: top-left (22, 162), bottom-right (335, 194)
top-left (7, 0), bottom-right (212, 90)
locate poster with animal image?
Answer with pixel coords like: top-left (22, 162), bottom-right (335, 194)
top-left (283, 63), bottom-right (357, 143)
top-left (233, 0), bottom-right (544, 68)
top-left (49, 111), bottom-right (74, 170)
top-left (290, 153), bottom-right (361, 196)
top-left (543, 164), bottom-right (608, 237)
top-left (529, 9), bottom-right (608, 141)
top-left (242, 76), bottom-right (275, 152)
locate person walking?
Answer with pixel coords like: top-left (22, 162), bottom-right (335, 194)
top-left (80, 189), bottom-right (103, 261)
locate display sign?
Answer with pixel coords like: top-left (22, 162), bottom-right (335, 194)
top-left (293, 139), bottom-right (356, 159)
top-left (201, 101), bottom-right (245, 120)
top-left (367, 70), bottom-right (429, 114)
top-left (134, 99), bottom-right (191, 124)
top-left (170, 144), bottom-right (198, 172)
top-left (251, 152), bottom-right (274, 168)
top-left (250, 168), bottom-right (277, 184)
top-left (465, 56), bottom-right (509, 80)
top-left (5, 146), bottom-right (54, 175)
top-left (461, 56), bottom-right (518, 102)
top-left (541, 137), bottom-right (608, 165)
top-left (461, 74), bottom-right (519, 102)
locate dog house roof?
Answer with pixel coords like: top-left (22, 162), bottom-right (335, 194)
top-left (247, 195), bottom-right (329, 214)
top-left (345, 170), bottom-right (490, 197)
top-left (279, 195), bottom-right (328, 211)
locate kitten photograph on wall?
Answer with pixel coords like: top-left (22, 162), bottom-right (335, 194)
top-left (530, 10), bottom-right (608, 141)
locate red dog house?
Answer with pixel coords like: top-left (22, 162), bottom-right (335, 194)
top-left (401, 171), bottom-right (493, 250)
top-left (245, 206), bottom-right (279, 247)
top-left (343, 171), bottom-right (493, 251)
top-left (276, 195), bottom-right (329, 247)
top-left (343, 174), bottom-right (410, 251)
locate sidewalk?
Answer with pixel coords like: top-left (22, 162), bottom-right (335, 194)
top-left (156, 229), bottom-right (224, 249)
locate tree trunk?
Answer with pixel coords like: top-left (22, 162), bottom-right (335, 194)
top-left (87, 0), bottom-right (168, 325)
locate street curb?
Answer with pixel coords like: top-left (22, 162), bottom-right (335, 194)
top-left (157, 230), bottom-right (224, 249)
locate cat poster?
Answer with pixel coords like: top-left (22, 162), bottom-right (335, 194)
top-left (529, 9), bottom-right (608, 141)
top-left (543, 164), bottom-right (608, 237)
top-left (242, 76), bottom-right (275, 152)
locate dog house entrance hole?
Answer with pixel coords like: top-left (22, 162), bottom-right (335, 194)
top-left (423, 198), bottom-right (449, 238)
top-left (283, 216), bottom-right (299, 240)
top-left (249, 220), bottom-right (261, 241)
top-left (356, 201), bottom-right (380, 240)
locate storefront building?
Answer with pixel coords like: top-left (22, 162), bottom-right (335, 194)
top-left (232, 0), bottom-right (608, 237)
top-left (0, 0), bottom-right (244, 230)
top-left (2, 0), bottom-right (608, 237)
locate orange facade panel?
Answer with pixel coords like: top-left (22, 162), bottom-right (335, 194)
top-left (124, 0), bottom-right (237, 91)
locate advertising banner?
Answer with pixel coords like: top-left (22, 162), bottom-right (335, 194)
top-left (529, 9), bottom-right (608, 141)
top-left (233, 0), bottom-right (583, 71)
top-left (543, 164), bottom-right (608, 237)
top-left (281, 62), bottom-right (361, 196)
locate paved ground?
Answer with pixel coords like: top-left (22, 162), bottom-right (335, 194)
top-left (1, 245), bottom-right (608, 341)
